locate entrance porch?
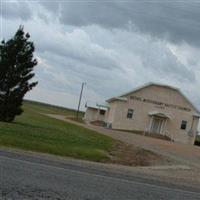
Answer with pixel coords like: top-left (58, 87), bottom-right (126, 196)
top-left (148, 111), bottom-right (171, 135)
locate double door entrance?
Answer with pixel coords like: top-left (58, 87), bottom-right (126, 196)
top-left (150, 117), bottom-right (165, 134)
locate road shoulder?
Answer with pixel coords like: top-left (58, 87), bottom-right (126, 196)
top-left (0, 147), bottom-right (199, 193)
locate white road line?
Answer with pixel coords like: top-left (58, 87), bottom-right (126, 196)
top-left (0, 155), bottom-right (199, 196)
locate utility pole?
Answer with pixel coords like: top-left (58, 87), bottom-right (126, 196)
top-left (76, 82), bottom-right (86, 119)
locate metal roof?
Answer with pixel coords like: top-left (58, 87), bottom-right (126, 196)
top-left (86, 101), bottom-right (108, 110)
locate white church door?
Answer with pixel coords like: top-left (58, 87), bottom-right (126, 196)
top-left (151, 117), bottom-right (165, 134)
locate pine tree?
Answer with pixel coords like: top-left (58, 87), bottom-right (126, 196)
top-left (0, 26), bottom-right (38, 122)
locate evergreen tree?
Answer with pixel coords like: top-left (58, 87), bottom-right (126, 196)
top-left (0, 26), bottom-right (38, 122)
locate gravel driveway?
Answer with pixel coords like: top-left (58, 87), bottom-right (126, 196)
top-left (47, 114), bottom-right (200, 168)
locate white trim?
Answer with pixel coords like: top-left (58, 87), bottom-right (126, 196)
top-left (86, 105), bottom-right (107, 111)
top-left (149, 111), bottom-right (173, 119)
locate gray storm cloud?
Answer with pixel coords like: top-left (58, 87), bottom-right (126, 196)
top-left (2, 0), bottom-right (200, 110)
top-left (1, 1), bottom-right (32, 20)
top-left (39, 1), bottom-right (200, 47)
top-left (3, 1), bottom-right (200, 47)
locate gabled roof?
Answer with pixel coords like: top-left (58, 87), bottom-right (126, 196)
top-left (106, 82), bottom-right (200, 114)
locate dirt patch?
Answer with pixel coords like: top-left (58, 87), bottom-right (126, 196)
top-left (90, 120), bottom-right (106, 126)
top-left (145, 132), bottom-right (171, 141)
top-left (107, 142), bottom-right (171, 166)
top-left (115, 129), bottom-right (171, 141)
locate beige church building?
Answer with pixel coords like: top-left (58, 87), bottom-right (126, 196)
top-left (84, 83), bottom-right (200, 145)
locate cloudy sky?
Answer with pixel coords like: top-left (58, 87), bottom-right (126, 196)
top-left (1, 1), bottom-right (200, 110)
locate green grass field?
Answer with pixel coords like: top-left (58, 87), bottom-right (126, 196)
top-left (24, 100), bottom-right (84, 116)
top-left (0, 100), bottom-right (114, 161)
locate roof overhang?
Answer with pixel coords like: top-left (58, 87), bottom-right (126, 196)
top-left (86, 101), bottom-right (109, 110)
top-left (86, 102), bottom-right (108, 111)
top-left (96, 103), bottom-right (110, 108)
top-left (149, 111), bottom-right (172, 119)
top-left (193, 113), bottom-right (200, 118)
top-left (106, 97), bottom-right (127, 103)
top-left (87, 106), bottom-right (107, 111)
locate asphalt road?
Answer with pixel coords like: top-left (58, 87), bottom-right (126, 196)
top-left (0, 150), bottom-right (200, 200)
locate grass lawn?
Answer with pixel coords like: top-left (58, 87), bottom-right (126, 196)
top-left (24, 100), bottom-right (84, 117)
top-left (0, 100), bottom-right (113, 162)
top-left (0, 100), bottom-right (166, 166)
